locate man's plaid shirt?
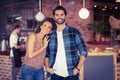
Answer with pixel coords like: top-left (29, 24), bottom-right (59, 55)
top-left (46, 25), bottom-right (88, 76)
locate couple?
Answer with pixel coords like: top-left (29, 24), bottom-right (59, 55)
top-left (22, 6), bottom-right (88, 80)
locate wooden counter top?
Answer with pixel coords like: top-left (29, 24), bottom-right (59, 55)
top-left (0, 50), bottom-right (25, 56)
top-left (88, 51), bottom-right (117, 56)
top-left (0, 51), bottom-right (9, 55)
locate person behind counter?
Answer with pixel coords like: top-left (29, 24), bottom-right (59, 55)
top-left (9, 25), bottom-right (25, 80)
top-left (21, 17), bottom-right (56, 80)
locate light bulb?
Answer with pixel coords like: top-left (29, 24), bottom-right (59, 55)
top-left (35, 12), bottom-right (45, 21)
top-left (116, 0), bottom-right (120, 2)
top-left (79, 8), bottom-right (89, 19)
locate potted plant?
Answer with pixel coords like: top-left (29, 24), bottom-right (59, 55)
top-left (88, 20), bottom-right (106, 42)
top-left (101, 35), bottom-right (106, 42)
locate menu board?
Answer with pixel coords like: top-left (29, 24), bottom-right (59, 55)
top-left (84, 56), bottom-right (114, 80)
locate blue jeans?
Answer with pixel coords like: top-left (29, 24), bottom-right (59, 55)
top-left (12, 57), bottom-right (20, 80)
top-left (51, 73), bottom-right (79, 80)
top-left (21, 65), bottom-right (44, 80)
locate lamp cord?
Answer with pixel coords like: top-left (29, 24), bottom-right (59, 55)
top-left (59, 0), bottom-right (61, 6)
top-left (83, 0), bottom-right (85, 8)
top-left (11, 0), bottom-right (14, 16)
top-left (39, 0), bottom-right (41, 12)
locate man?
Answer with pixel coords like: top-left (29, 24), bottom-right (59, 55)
top-left (45, 6), bottom-right (88, 80)
top-left (9, 25), bottom-right (25, 80)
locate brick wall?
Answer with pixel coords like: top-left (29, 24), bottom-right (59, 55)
top-left (0, 53), bottom-right (120, 80)
top-left (0, 55), bottom-right (12, 80)
top-left (42, 0), bottom-right (94, 42)
top-left (0, 54), bottom-right (22, 80)
top-left (117, 63), bottom-right (120, 80)
top-left (0, 54), bottom-right (49, 80)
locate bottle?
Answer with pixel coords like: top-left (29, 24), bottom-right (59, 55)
top-left (1, 39), bottom-right (6, 51)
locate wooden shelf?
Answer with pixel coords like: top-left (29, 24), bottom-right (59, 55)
top-left (87, 41), bottom-right (111, 45)
top-left (115, 39), bottom-right (120, 41)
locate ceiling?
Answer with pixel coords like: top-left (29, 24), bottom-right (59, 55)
top-left (0, 0), bottom-right (119, 7)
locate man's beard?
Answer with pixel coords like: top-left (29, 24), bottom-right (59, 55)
top-left (55, 18), bottom-right (65, 25)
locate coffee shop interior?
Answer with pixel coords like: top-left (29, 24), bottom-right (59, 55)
top-left (0, 0), bottom-right (120, 80)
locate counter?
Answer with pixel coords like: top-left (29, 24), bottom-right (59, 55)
top-left (0, 51), bottom-right (117, 80)
top-left (0, 51), bottom-right (25, 80)
top-left (0, 50), bottom-right (25, 56)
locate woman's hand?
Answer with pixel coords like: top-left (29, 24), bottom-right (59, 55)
top-left (46, 67), bottom-right (55, 74)
top-left (43, 36), bottom-right (49, 48)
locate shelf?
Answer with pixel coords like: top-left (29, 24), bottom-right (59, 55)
top-left (111, 28), bottom-right (120, 30)
top-left (87, 41), bottom-right (111, 45)
top-left (115, 39), bottom-right (120, 41)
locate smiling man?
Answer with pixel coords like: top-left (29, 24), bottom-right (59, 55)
top-left (45, 6), bottom-right (88, 80)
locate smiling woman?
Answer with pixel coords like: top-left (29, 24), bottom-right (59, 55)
top-left (21, 17), bottom-right (56, 80)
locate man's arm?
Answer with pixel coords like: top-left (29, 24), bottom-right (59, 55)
top-left (76, 56), bottom-right (86, 71)
top-left (73, 29), bottom-right (88, 75)
top-left (73, 56), bottom-right (86, 75)
top-left (14, 43), bottom-right (24, 49)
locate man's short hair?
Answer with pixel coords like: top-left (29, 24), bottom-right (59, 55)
top-left (14, 25), bottom-right (21, 30)
top-left (52, 6), bottom-right (67, 16)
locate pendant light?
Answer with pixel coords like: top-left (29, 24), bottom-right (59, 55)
top-left (10, 0), bottom-right (15, 23)
top-left (59, 0), bottom-right (61, 6)
top-left (78, 0), bottom-right (89, 19)
top-left (35, 0), bottom-right (45, 21)
top-left (11, 0), bottom-right (22, 21)
top-left (116, 0), bottom-right (120, 2)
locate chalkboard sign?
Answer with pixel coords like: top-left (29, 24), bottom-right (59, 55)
top-left (84, 56), bottom-right (114, 80)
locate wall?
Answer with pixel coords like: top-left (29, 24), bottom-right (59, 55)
top-left (0, 0), bottom-right (7, 42)
top-left (0, 0), bottom-right (94, 43)
top-left (42, 0), bottom-right (94, 42)
top-left (117, 63), bottom-right (120, 80)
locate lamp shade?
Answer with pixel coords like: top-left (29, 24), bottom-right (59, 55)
top-left (116, 0), bottom-right (120, 2)
top-left (35, 0), bottom-right (45, 21)
top-left (79, 8), bottom-right (89, 19)
top-left (35, 12), bottom-right (45, 21)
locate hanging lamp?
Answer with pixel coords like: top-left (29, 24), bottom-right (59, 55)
top-left (11, 0), bottom-right (22, 21)
top-left (35, 0), bottom-right (45, 21)
top-left (59, 0), bottom-right (62, 6)
top-left (116, 0), bottom-right (120, 2)
top-left (78, 0), bottom-right (89, 19)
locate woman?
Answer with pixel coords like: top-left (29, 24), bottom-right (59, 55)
top-left (21, 17), bottom-right (56, 80)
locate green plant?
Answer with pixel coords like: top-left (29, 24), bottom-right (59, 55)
top-left (88, 20), bottom-right (106, 34)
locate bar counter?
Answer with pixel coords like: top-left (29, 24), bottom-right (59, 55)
top-left (0, 50), bottom-right (26, 56)
top-left (0, 50), bottom-right (117, 80)
top-left (0, 50), bottom-right (25, 80)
